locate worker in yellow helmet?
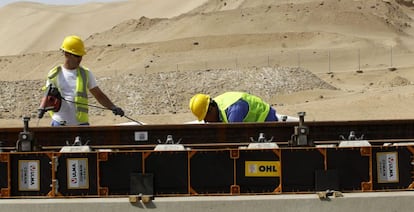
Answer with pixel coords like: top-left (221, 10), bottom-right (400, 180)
top-left (43, 35), bottom-right (124, 126)
top-left (189, 91), bottom-right (278, 123)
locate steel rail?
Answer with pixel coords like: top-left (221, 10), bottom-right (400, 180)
top-left (1, 119), bottom-right (413, 150)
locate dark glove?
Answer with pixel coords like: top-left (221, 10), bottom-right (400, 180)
top-left (112, 106), bottom-right (124, 117)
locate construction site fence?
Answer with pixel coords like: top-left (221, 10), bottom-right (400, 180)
top-left (140, 46), bottom-right (413, 74)
top-left (0, 144), bottom-right (413, 198)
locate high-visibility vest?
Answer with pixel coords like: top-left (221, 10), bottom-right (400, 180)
top-left (47, 65), bottom-right (89, 123)
top-left (214, 92), bottom-right (270, 123)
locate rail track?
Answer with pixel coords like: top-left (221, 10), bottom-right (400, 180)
top-left (1, 118), bottom-right (414, 149)
top-left (0, 117), bottom-right (413, 198)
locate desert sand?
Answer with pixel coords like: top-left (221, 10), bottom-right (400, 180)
top-left (1, 0), bottom-right (414, 128)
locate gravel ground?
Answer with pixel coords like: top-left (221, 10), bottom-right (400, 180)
top-left (0, 66), bottom-right (336, 120)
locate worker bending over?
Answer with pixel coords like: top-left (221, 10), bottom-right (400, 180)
top-left (189, 91), bottom-right (278, 123)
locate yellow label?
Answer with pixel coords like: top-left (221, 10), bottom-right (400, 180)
top-left (245, 161), bottom-right (280, 177)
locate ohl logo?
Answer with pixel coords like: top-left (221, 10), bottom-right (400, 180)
top-left (245, 161), bottom-right (280, 177)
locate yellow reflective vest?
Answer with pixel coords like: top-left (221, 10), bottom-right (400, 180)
top-left (47, 65), bottom-right (89, 123)
top-left (214, 92), bottom-right (270, 123)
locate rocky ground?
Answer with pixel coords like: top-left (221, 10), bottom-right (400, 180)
top-left (0, 66), bottom-right (336, 121)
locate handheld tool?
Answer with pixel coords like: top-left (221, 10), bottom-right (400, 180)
top-left (38, 84), bottom-right (62, 119)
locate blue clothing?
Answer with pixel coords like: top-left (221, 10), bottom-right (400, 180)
top-left (222, 99), bottom-right (278, 122)
top-left (51, 119), bottom-right (89, 126)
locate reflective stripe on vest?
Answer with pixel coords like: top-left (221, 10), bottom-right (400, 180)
top-left (47, 65), bottom-right (89, 123)
top-left (214, 92), bottom-right (270, 123)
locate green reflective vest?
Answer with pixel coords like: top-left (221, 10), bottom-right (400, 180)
top-left (214, 92), bottom-right (270, 123)
top-left (47, 65), bottom-right (89, 123)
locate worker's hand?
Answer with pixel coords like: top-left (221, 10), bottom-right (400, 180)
top-left (112, 106), bottom-right (124, 117)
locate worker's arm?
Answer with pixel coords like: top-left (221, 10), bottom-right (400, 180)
top-left (89, 86), bottom-right (116, 109)
top-left (89, 86), bottom-right (124, 116)
top-left (226, 100), bottom-right (249, 122)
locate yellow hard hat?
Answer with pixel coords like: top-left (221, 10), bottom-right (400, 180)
top-left (189, 94), bottom-right (210, 121)
top-left (60, 35), bottom-right (86, 56)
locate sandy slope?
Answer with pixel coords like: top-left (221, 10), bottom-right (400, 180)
top-left (1, 0), bottom-right (414, 128)
top-left (0, 0), bottom-right (209, 55)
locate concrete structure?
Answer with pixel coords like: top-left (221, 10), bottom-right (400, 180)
top-left (1, 192), bottom-right (413, 212)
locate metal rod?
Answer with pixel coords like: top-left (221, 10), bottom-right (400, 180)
top-left (62, 98), bottom-right (144, 125)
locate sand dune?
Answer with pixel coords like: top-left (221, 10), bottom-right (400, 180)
top-left (1, 0), bottom-right (414, 127)
top-left (0, 0), bottom-right (208, 55)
